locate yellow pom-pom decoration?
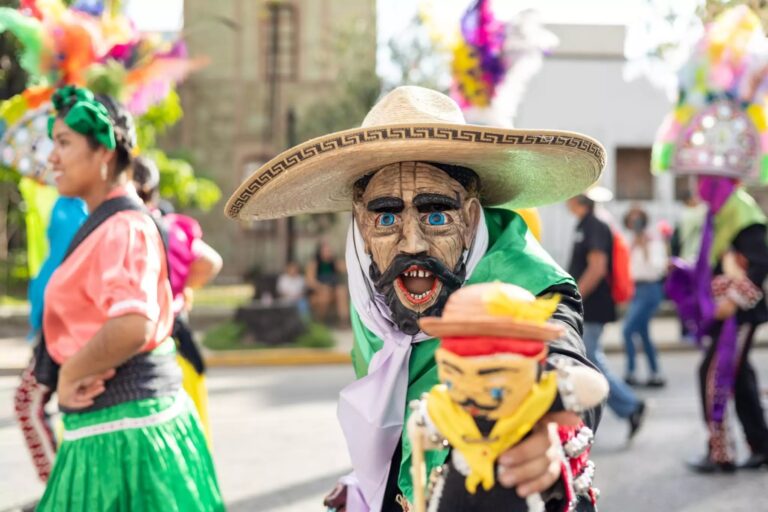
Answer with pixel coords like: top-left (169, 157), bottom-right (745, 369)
top-left (482, 283), bottom-right (560, 323)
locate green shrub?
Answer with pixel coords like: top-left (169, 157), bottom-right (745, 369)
top-left (295, 322), bottom-right (335, 349)
top-left (202, 320), bottom-right (336, 351)
top-left (202, 321), bottom-right (246, 351)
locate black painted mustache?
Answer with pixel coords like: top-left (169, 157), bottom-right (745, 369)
top-left (371, 254), bottom-right (463, 293)
top-left (368, 254), bottom-right (467, 335)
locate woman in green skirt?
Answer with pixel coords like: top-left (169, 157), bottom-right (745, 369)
top-left (35, 85), bottom-right (224, 511)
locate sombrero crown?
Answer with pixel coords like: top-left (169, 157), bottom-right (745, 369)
top-left (226, 86), bottom-right (605, 220)
top-left (419, 282), bottom-right (564, 341)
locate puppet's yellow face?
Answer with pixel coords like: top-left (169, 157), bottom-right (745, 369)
top-left (435, 348), bottom-right (540, 420)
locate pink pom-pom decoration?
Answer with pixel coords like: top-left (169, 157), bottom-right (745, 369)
top-left (657, 220), bottom-right (674, 240)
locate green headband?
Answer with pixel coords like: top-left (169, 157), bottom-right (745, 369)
top-left (47, 85), bottom-right (116, 150)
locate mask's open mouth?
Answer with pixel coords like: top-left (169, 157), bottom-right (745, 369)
top-left (395, 265), bottom-right (439, 305)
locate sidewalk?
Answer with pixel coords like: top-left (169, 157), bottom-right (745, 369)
top-left (2, 316), bottom-right (766, 372)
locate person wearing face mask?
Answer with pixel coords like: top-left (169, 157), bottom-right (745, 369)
top-left (653, 5), bottom-right (768, 474)
top-left (35, 86), bottom-right (223, 510)
top-left (566, 194), bottom-right (646, 443)
top-left (667, 173), bottom-right (768, 473)
top-left (621, 206), bottom-right (667, 387)
top-left (227, 86), bottom-right (607, 512)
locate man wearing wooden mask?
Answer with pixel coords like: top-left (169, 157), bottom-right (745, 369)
top-left (226, 86), bottom-right (607, 512)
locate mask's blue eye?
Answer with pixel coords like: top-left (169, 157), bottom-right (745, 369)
top-left (377, 213), bottom-right (397, 227)
top-left (424, 212), bottom-right (447, 226)
top-left (490, 387), bottom-right (503, 401)
top-left (445, 380), bottom-right (452, 389)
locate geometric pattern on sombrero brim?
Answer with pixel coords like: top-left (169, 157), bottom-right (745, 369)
top-left (226, 125), bottom-right (606, 218)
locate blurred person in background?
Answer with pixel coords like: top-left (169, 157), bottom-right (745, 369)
top-left (622, 205), bottom-right (667, 387)
top-left (670, 187), bottom-right (707, 264)
top-left (277, 260), bottom-right (310, 318)
top-left (306, 239), bottom-right (349, 326)
top-left (35, 86), bottom-right (223, 510)
top-left (669, 175), bottom-right (768, 473)
top-left (567, 193), bottom-right (646, 441)
top-left (132, 155), bottom-right (223, 442)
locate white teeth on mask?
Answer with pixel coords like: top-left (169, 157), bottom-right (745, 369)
top-left (402, 269), bottom-right (434, 278)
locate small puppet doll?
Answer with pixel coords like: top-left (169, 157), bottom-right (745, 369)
top-left (408, 282), bottom-right (609, 512)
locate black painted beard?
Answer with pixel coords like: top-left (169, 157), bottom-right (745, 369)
top-left (369, 254), bottom-right (466, 335)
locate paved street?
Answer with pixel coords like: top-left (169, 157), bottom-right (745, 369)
top-left (1, 350), bottom-right (767, 511)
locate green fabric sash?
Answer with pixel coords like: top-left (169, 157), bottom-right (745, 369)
top-left (711, 188), bottom-right (767, 265)
top-left (349, 207), bottom-right (574, 503)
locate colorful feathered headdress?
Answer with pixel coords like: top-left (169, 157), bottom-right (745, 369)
top-left (0, 0), bottom-right (206, 181)
top-left (652, 5), bottom-right (768, 182)
top-left (420, 0), bottom-right (557, 127)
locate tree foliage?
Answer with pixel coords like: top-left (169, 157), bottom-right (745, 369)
top-left (296, 19), bottom-right (381, 143)
top-left (384, 13), bottom-right (449, 94)
top-left (0, 0), bottom-right (221, 211)
top-left (0, 0), bottom-right (27, 100)
top-left (133, 91), bottom-right (221, 211)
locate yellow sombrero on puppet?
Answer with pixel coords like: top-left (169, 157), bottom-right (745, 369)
top-left (226, 86), bottom-right (605, 220)
top-left (419, 281), bottom-right (564, 342)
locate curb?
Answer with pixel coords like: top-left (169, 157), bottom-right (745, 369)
top-left (203, 339), bottom-right (768, 367)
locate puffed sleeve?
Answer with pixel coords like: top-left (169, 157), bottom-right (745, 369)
top-left (90, 214), bottom-right (165, 322)
top-left (165, 213), bottom-right (203, 295)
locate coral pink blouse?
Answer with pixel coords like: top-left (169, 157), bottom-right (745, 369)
top-left (43, 185), bottom-right (173, 364)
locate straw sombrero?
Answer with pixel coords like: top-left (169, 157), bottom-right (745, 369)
top-left (225, 86), bottom-right (605, 220)
top-left (418, 283), bottom-right (565, 340)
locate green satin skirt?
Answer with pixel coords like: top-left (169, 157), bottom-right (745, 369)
top-left (37, 393), bottom-right (224, 511)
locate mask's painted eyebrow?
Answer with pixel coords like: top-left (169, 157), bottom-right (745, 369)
top-left (413, 193), bottom-right (461, 211)
top-left (367, 197), bottom-right (405, 213)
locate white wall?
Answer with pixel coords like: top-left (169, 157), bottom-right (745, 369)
top-left (514, 28), bottom-right (676, 267)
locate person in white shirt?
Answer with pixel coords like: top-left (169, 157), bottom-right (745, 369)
top-left (622, 206), bottom-right (668, 387)
top-left (277, 261), bottom-right (310, 318)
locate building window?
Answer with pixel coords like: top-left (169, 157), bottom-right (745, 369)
top-left (264, 2), bottom-right (298, 81)
top-left (674, 175), bottom-right (696, 202)
top-left (616, 147), bottom-right (654, 200)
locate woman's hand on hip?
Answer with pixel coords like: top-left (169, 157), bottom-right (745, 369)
top-left (57, 367), bottom-right (115, 410)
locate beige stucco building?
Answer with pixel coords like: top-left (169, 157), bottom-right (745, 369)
top-left (166, 0), bottom-right (376, 278)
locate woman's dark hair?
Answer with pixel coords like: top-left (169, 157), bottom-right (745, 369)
top-left (56, 93), bottom-right (136, 175)
top-left (132, 156), bottom-right (160, 204)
